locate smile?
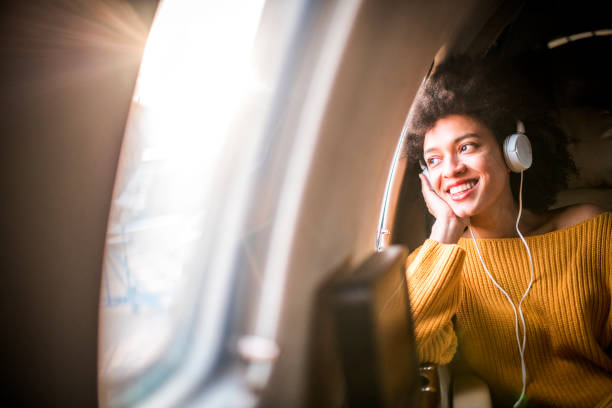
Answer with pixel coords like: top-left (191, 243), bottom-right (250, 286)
top-left (447, 179), bottom-right (478, 200)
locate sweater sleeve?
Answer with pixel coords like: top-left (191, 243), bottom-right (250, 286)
top-left (405, 239), bottom-right (466, 364)
top-left (594, 392), bottom-right (612, 408)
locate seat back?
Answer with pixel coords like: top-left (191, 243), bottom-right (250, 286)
top-left (321, 246), bottom-right (421, 407)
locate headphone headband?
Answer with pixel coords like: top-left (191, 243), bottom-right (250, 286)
top-left (516, 119), bottom-right (525, 134)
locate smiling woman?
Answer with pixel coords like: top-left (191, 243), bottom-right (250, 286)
top-left (403, 55), bottom-right (611, 407)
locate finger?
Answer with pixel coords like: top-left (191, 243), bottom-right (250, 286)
top-left (419, 174), bottom-right (443, 216)
top-left (419, 173), bottom-right (441, 203)
top-left (419, 173), bottom-right (434, 194)
top-left (418, 172), bottom-right (430, 187)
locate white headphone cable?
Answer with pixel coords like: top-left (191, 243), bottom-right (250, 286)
top-left (468, 171), bottom-right (534, 407)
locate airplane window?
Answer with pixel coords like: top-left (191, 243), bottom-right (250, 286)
top-left (375, 124), bottom-right (409, 251)
top-left (97, 0), bottom-right (381, 405)
top-left (98, 0), bottom-right (268, 403)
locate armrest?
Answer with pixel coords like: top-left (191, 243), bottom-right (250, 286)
top-left (419, 364), bottom-right (451, 408)
top-left (419, 364), bottom-right (491, 408)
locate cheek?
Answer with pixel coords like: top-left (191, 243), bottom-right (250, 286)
top-left (484, 159), bottom-right (510, 182)
top-left (480, 163), bottom-right (511, 202)
top-left (471, 152), bottom-right (508, 179)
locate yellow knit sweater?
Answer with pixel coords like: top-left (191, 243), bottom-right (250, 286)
top-left (406, 212), bottom-right (612, 407)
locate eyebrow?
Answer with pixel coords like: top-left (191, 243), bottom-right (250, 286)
top-left (424, 133), bottom-right (479, 155)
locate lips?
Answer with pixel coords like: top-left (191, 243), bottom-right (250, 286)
top-left (449, 181), bottom-right (475, 195)
top-left (446, 179), bottom-right (478, 200)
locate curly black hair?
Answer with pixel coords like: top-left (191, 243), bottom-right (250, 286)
top-left (405, 54), bottom-right (576, 212)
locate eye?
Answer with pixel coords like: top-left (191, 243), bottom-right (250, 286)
top-left (459, 142), bottom-right (477, 153)
top-left (426, 156), bottom-right (440, 167)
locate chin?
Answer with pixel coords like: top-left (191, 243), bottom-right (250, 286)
top-left (449, 204), bottom-right (476, 219)
top-left (447, 194), bottom-right (486, 218)
top-left (454, 210), bottom-right (471, 218)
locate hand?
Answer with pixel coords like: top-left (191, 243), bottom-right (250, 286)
top-left (419, 173), bottom-right (469, 244)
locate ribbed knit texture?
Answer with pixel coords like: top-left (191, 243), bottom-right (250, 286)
top-left (405, 212), bottom-right (612, 407)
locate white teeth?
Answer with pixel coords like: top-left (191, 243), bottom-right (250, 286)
top-left (449, 181), bottom-right (475, 195)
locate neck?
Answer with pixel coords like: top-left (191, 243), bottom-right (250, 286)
top-left (464, 180), bottom-right (527, 238)
top-left (467, 200), bottom-right (549, 239)
top-left (468, 203), bottom-right (520, 238)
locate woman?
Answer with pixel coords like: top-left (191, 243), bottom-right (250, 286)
top-left (404, 56), bottom-right (611, 407)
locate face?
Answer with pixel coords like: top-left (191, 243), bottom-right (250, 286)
top-left (423, 114), bottom-right (512, 218)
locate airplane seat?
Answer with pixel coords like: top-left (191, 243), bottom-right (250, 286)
top-left (549, 36), bottom-right (612, 212)
top-left (553, 106), bottom-right (612, 211)
top-left (311, 245), bottom-right (423, 407)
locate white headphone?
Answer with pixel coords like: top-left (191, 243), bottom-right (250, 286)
top-left (503, 120), bottom-right (532, 172)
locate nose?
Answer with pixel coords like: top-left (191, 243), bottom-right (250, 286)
top-left (442, 154), bottom-right (466, 178)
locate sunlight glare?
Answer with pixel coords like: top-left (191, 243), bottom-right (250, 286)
top-left (99, 0), bottom-right (267, 385)
top-left (133, 0), bottom-right (265, 169)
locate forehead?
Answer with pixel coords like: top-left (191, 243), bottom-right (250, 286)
top-left (423, 114), bottom-right (495, 150)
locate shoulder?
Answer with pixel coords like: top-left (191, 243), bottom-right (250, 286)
top-left (550, 203), bottom-right (608, 231)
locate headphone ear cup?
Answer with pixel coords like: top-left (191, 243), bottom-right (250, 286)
top-left (503, 133), bottom-right (532, 172)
